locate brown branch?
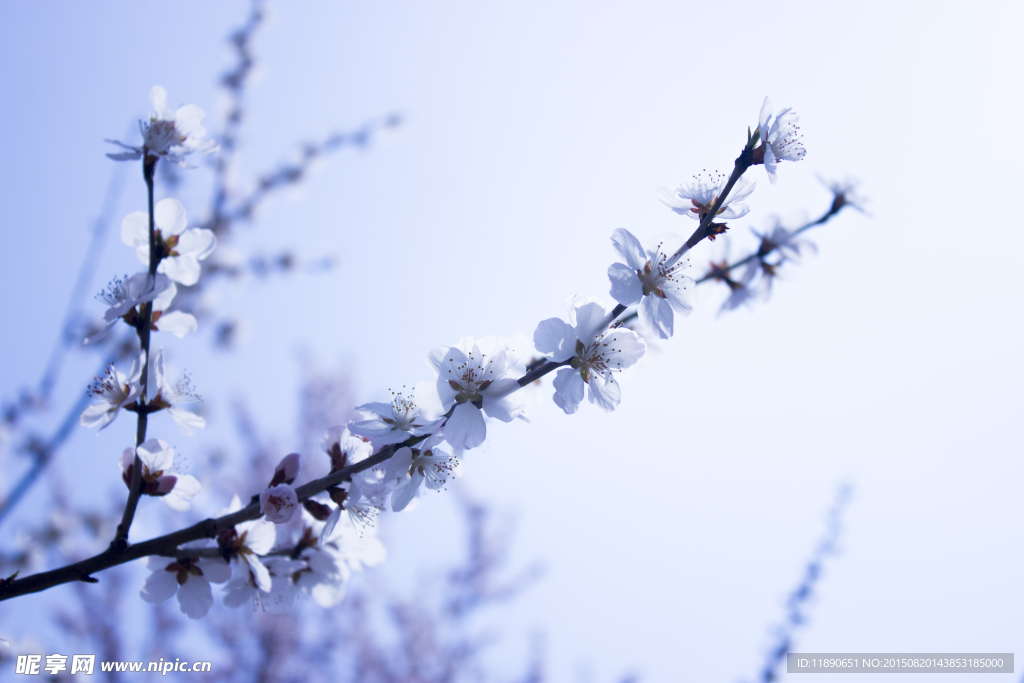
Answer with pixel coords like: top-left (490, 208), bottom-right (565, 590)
top-left (0, 444), bottom-right (398, 601)
top-left (113, 158), bottom-right (160, 549)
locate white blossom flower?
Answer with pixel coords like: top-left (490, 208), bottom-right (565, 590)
top-left (300, 506), bottom-right (386, 607)
top-left (119, 439), bottom-right (201, 511)
top-left (296, 544), bottom-right (349, 608)
top-left (216, 498), bottom-right (276, 596)
top-left (121, 198), bottom-right (216, 286)
top-left (223, 557), bottom-right (303, 612)
top-left (147, 347), bottom-right (205, 434)
top-left (96, 272), bottom-right (169, 324)
top-left (758, 97), bottom-right (806, 184)
top-left (382, 435), bottom-right (459, 512)
top-left (702, 255), bottom-right (759, 316)
top-left (421, 337), bottom-right (525, 450)
top-left (318, 511), bottom-right (387, 575)
top-left (753, 222), bottom-right (817, 266)
top-left (260, 485), bottom-right (299, 524)
top-left (79, 352), bottom-right (145, 431)
top-left (607, 228), bottom-right (697, 339)
top-left (106, 86), bottom-right (217, 166)
top-left (349, 388), bottom-right (442, 447)
top-left (320, 426), bottom-right (373, 472)
top-left (140, 542), bottom-right (231, 619)
top-left (656, 170), bottom-right (756, 222)
top-left (534, 300), bottom-right (646, 414)
top-left (319, 478), bottom-right (380, 544)
top-left (85, 273), bottom-right (197, 344)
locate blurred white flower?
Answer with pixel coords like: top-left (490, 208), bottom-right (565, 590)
top-left (320, 426), bottom-right (373, 476)
top-left (607, 228), bottom-right (697, 339)
top-left (223, 557), bottom-right (303, 612)
top-left (534, 300), bottom-right (646, 414)
top-left (758, 97), bottom-right (806, 183)
top-left (818, 174), bottom-right (869, 214)
top-left (349, 388), bottom-right (442, 448)
top-left (383, 434), bottom-right (459, 512)
top-left (702, 256), bottom-right (759, 316)
top-left (140, 543), bottom-right (231, 619)
top-left (121, 198), bottom-right (216, 286)
top-left (79, 352), bottom-right (145, 431)
top-left (319, 478), bottom-right (380, 544)
top-left (656, 170), bottom-right (755, 222)
top-left (106, 86), bottom-right (217, 166)
top-left (296, 544), bottom-right (349, 608)
top-left (754, 223), bottom-right (817, 266)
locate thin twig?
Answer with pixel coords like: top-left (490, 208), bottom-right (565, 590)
top-left (113, 159), bottom-right (159, 549)
top-left (0, 444), bottom-right (396, 600)
top-left (695, 192), bottom-right (849, 285)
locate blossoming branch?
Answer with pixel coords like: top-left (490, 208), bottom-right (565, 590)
top-left (0, 89), bottom-right (863, 617)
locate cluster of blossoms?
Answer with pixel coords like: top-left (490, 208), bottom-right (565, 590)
top-left (59, 89), bottom-right (834, 619)
top-left (143, 441), bottom-right (386, 618)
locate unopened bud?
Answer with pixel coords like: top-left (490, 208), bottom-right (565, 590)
top-left (303, 499), bottom-right (333, 521)
top-left (269, 452), bottom-right (302, 487)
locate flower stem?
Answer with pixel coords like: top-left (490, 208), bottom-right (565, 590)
top-left (113, 157), bottom-right (159, 551)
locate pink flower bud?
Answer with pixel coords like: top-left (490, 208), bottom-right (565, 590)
top-left (260, 484), bottom-right (298, 524)
top-left (269, 452), bottom-right (302, 487)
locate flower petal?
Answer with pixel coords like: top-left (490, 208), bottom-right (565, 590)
top-left (162, 474), bottom-right (201, 511)
top-left (533, 317), bottom-right (577, 362)
top-left (197, 557), bottom-right (232, 584)
top-left (390, 471), bottom-right (424, 512)
top-left (573, 302), bottom-right (608, 344)
top-left (245, 555), bottom-right (273, 593)
top-left (587, 374), bottom-right (622, 412)
top-left (601, 329), bottom-right (646, 369)
top-left (121, 211), bottom-right (149, 251)
top-left (481, 378), bottom-right (525, 422)
top-left (611, 228), bottom-right (647, 270)
top-left (154, 198), bottom-right (187, 237)
top-left (159, 255), bottom-right (201, 286)
top-left (140, 563), bottom-right (178, 604)
top-left (177, 575), bottom-right (214, 619)
top-left (154, 311), bottom-right (198, 338)
top-left (175, 228), bottom-right (217, 260)
top-left (551, 367), bottom-right (585, 415)
top-left (137, 438), bottom-right (173, 473)
top-left (443, 403), bottom-right (486, 450)
top-left (608, 262), bottom-right (642, 307)
top-left (638, 293), bottom-right (674, 339)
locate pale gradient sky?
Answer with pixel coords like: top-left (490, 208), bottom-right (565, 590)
top-left (1, 1), bottom-right (1022, 681)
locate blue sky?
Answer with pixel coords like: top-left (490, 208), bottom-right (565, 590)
top-left (1, 1), bottom-right (1022, 680)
